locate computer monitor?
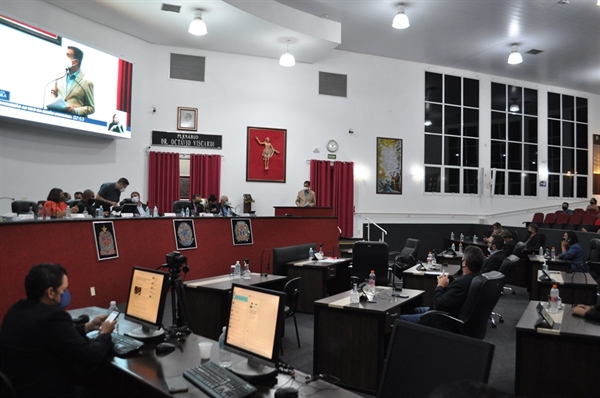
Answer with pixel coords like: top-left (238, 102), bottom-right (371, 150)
top-left (123, 267), bottom-right (170, 339)
top-left (120, 203), bottom-right (140, 215)
top-left (224, 283), bottom-right (285, 381)
top-left (377, 320), bottom-right (495, 398)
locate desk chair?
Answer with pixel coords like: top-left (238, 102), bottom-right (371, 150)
top-left (280, 277), bottom-right (301, 355)
top-left (419, 271), bottom-right (505, 339)
top-left (172, 200), bottom-right (194, 214)
top-left (490, 255), bottom-right (520, 326)
top-left (377, 320), bottom-right (494, 398)
top-left (585, 239), bottom-right (600, 281)
top-left (512, 241), bottom-right (526, 257)
top-left (350, 241), bottom-right (389, 287)
top-left (10, 200), bottom-right (37, 215)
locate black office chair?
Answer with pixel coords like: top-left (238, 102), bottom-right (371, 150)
top-left (350, 241), bottom-right (389, 287)
top-left (172, 200), bottom-right (193, 214)
top-left (512, 241), bottom-right (526, 257)
top-left (11, 200), bottom-right (37, 215)
top-left (0, 371), bottom-right (16, 398)
top-left (280, 277), bottom-right (301, 355)
top-left (393, 238), bottom-right (421, 274)
top-left (419, 271), bottom-right (505, 339)
top-left (585, 238), bottom-right (600, 280)
top-left (490, 255), bottom-right (520, 326)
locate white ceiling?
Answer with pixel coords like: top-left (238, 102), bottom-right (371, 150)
top-left (44, 0), bottom-right (600, 95)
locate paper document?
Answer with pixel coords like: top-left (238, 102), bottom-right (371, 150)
top-left (46, 96), bottom-right (67, 112)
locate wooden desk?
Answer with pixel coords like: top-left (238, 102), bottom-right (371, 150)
top-left (69, 307), bottom-right (360, 398)
top-left (530, 270), bottom-right (597, 304)
top-left (443, 237), bottom-right (488, 251)
top-left (401, 264), bottom-right (461, 307)
top-left (435, 252), bottom-right (463, 265)
top-left (184, 273), bottom-right (287, 340)
top-left (285, 258), bottom-right (352, 313)
top-left (515, 301), bottom-right (599, 397)
top-left (313, 287), bottom-right (425, 393)
top-left (526, 254), bottom-right (571, 294)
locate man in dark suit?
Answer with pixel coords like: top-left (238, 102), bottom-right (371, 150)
top-left (501, 230), bottom-right (517, 256)
top-left (400, 246), bottom-right (485, 323)
top-left (0, 263), bottom-right (116, 397)
top-left (481, 235), bottom-right (507, 274)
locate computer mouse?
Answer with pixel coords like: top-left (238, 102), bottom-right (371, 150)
top-left (155, 342), bottom-right (176, 354)
top-left (274, 387), bottom-right (298, 398)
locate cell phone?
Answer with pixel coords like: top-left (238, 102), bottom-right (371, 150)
top-left (106, 310), bottom-right (120, 323)
top-left (166, 376), bottom-right (189, 393)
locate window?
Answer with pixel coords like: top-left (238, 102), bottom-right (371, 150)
top-left (547, 94), bottom-right (588, 198)
top-left (491, 83), bottom-right (538, 196)
top-left (424, 72), bottom-right (479, 193)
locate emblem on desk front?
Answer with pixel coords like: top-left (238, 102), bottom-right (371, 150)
top-left (231, 218), bottom-right (253, 246)
top-left (92, 221), bottom-right (119, 260)
top-left (173, 219), bottom-right (197, 250)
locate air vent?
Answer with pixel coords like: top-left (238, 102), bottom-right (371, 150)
top-left (319, 72), bottom-right (347, 98)
top-left (526, 49), bottom-right (543, 55)
top-left (170, 53), bottom-right (205, 82)
top-left (161, 3), bottom-right (181, 13)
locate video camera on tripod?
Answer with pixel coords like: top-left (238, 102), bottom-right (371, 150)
top-left (160, 251), bottom-right (191, 336)
top-left (163, 251), bottom-right (189, 274)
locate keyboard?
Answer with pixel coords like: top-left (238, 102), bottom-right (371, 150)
top-left (183, 361), bottom-right (257, 398)
top-left (86, 330), bottom-right (144, 356)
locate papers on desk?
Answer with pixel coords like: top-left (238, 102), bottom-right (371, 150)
top-left (320, 258), bottom-right (344, 263)
top-left (425, 271), bottom-right (443, 276)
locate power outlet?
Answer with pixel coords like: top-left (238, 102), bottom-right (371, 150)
top-left (90, 287), bottom-right (96, 296)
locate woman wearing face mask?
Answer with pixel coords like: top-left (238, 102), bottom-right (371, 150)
top-left (558, 231), bottom-right (587, 272)
top-left (586, 198), bottom-right (598, 212)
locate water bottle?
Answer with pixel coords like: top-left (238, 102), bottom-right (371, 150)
top-left (542, 260), bottom-right (548, 272)
top-left (551, 246), bottom-right (556, 260)
top-left (460, 233), bottom-right (464, 241)
top-left (451, 232), bottom-right (455, 240)
top-left (181, 208), bottom-right (185, 217)
top-left (38, 204), bottom-right (43, 219)
top-left (368, 270), bottom-right (376, 293)
top-left (427, 252), bottom-right (433, 269)
top-left (309, 247), bottom-right (314, 260)
top-left (28, 205), bottom-right (34, 216)
top-left (243, 259), bottom-right (251, 280)
top-left (185, 207), bottom-right (190, 217)
top-left (458, 242), bottom-right (463, 253)
top-left (96, 208), bottom-right (102, 218)
top-left (539, 246), bottom-right (544, 257)
top-left (473, 235), bottom-right (478, 243)
top-left (153, 205), bottom-right (159, 218)
top-left (83, 207), bottom-right (88, 216)
top-left (218, 327), bottom-right (232, 367)
top-left (65, 206), bottom-right (71, 218)
top-left (350, 283), bottom-right (360, 304)
top-left (319, 244), bottom-right (324, 258)
top-left (451, 243), bottom-right (456, 252)
top-left (549, 285), bottom-right (559, 314)
top-left (234, 261), bottom-right (241, 279)
top-left (107, 301), bottom-right (119, 333)
top-left (145, 206), bottom-right (150, 217)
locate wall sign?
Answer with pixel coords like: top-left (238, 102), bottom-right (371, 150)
top-left (152, 130), bottom-right (222, 149)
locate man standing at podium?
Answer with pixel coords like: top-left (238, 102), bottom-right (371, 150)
top-left (295, 180), bottom-right (316, 207)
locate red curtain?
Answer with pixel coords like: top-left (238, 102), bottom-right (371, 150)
top-left (148, 152), bottom-right (180, 214)
top-left (310, 160), bottom-right (333, 207)
top-left (310, 160), bottom-right (354, 237)
top-left (189, 154), bottom-right (221, 200)
top-left (117, 59), bottom-right (133, 128)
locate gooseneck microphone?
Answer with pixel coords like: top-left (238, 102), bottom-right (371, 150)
top-left (260, 248), bottom-right (271, 277)
top-left (42, 70), bottom-right (68, 109)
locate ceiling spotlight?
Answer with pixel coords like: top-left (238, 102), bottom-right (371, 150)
top-left (509, 103), bottom-right (520, 112)
top-left (424, 119), bottom-right (432, 127)
top-left (279, 39), bottom-right (295, 67)
top-left (392, 4), bottom-right (410, 29)
top-left (189, 10), bottom-right (207, 36)
top-left (507, 44), bottom-right (523, 65)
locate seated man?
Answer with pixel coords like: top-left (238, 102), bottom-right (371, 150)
top-left (558, 230), bottom-right (587, 272)
top-left (481, 235), bottom-right (507, 274)
top-left (0, 263), bottom-right (116, 397)
top-left (75, 189), bottom-right (96, 215)
top-left (192, 194), bottom-right (204, 215)
top-left (524, 223), bottom-right (543, 250)
top-left (501, 230), bottom-right (516, 256)
top-left (216, 195), bottom-right (237, 216)
top-left (400, 246), bottom-right (485, 323)
top-left (561, 202), bottom-right (574, 216)
top-left (205, 194), bottom-right (219, 214)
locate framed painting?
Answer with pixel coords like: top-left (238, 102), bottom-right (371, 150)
top-left (177, 107), bottom-right (198, 131)
top-left (92, 221), bottom-right (119, 260)
top-left (246, 126), bottom-right (286, 182)
top-left (376, 137), bottom-right (402, 194)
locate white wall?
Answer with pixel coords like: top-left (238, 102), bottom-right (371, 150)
top-left (1, 1), bottom-right (598, 237)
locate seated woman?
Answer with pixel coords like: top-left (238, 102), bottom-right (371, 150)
top-left (42, 188), bottom-right (78, 218)
top-left (558, 230), bottom-right (587, 272)
top-left (586, 198), bottom-right (598, 212)
top-left (484, 222), bottom-right (504, 243)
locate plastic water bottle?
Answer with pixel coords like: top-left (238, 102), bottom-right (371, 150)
top-left (350, 283), bottom-right (360, 304)
top-left (234, 261), bottom-right (241, 279)
top-left (427, 252), bottom-right (433, 269)
top-left (460, 233), bottom-right (464, 241)
top-left (539, 246), bottom-right (544, 257)
top-left (549, 285), bottom-right (559, 314)
top-left (451, 232), bottom-right (455, 240)
top-left (551, 246), bottom-right (556, 260)
top-left (96, 208), bottom-right (102, 218)
top-left (28, 205), bottom-right (34, 216)
top-left (38, 204), bottom-right (43, 219)
top-left (65, 206), bottom-right (71, 218)
top-left (309, 247), bottom-right (314, 260)
top-left (458, 242), bottom-right (463, 253)
top-left (153, 205), bottom-right (159, 218)
top-left (319, 244), bottom-right (324, 258)
top-left (145, 206), bottom-right (150, 217)
top-left (368, 270), bottom-right (376, 293)
top-left (542, 260), bottom-right (548, 272)
top-left (185, 207), bottom-right (189, 217)
top-left (218, 327), bottom-right (232, 368)
top-left (473, 235), bottom-right (478, 243)
top-left (451, 243), bottom-right (456, 252)
top-left (107, 301), bottom-right (119, 333)
top-left (243, 259), bottom-right (251, 280)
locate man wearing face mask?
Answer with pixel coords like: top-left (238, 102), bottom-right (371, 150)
top-left (49, 46), bottom-right (95, 116)
top-left (96, 177), bottom-right (129, 209)
top-left (0, 263), bottom-right (115, 397)
top-left (192, 194), bottom-right (205, 215)
top-left (128, 191), bottom-right (147, 215)
top-left (75, 189), bottom-right (96, 214)
top-left (561, 202), bottom-right (574, 216)
top-left (295, 180), bottom-right (316, 207)
top-left (217, 195), bottom-right (237, 216)
top-left (481, 235), bottom-right (507, 274)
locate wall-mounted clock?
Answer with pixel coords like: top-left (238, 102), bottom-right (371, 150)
top-left (327, 139), bottom-right (338, 152)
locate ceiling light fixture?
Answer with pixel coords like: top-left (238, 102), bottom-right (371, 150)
top-left (189, 10), bottom-right (207, 36)
top-left (279, 39), bottom-right (295, 67)
top-left (507, 44), bottom-right (523, 65)
top-left (392, 4), bottom-right (410, 29)
top-left (424, 119), bottom-right (432, 127)
top-left (509, 103), bottom-right (520, 112)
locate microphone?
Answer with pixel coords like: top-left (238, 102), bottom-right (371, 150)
top-left (0, 197), bottom-right (15, 201)
top-left (42, 70), bottom-right (68, 109)
top-left (260, 248), bottom-right (271, 277)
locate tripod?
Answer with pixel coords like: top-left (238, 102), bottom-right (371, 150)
top-left (166, 266), bottom-right (192, 336)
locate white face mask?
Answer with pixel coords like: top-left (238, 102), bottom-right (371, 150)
top-left (304, 186), bottom-right (309, 191)
top-left (119, 188), bottom-right (126, 193)
top-left (66, 57), bottom-right (74, 70)
top-left (131, 196), bottom-right (139, 203)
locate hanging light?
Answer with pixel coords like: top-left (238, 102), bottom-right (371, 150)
top-left (509, 103), bottom-right (520, 112)
top-left (507, 44), bottom-right (523, 64)
top-left (189, 10), bottom-right (207, 36)
top-left (392, 4), bottom-right (410, 29)
top-left (279, 39), bottom-right (295, 67)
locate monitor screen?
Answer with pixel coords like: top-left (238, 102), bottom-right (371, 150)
top-left (120, 203), bottom-right (139, 215)
top-left (124, 267), bottom-right (170, 339)
top-left (377, 320), bottom-right (495, 398)
top-left (224, 283), bottom-right (285, 381)
top-left (0, 15), bottom-right (133, 139)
